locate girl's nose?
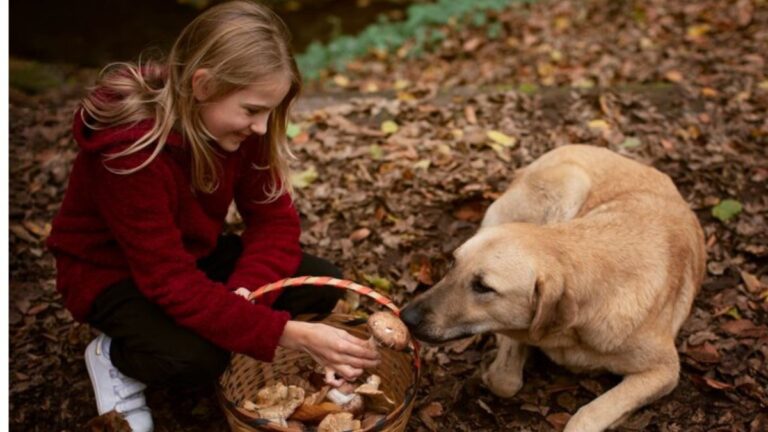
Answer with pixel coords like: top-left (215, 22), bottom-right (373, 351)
top-left (250, 114), bottom-right (268, 135)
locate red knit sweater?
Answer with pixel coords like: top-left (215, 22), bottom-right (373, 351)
top-left (46, 109), bottom-right (301, 362)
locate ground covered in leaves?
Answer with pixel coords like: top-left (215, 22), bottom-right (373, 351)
top-left (8, 0), bottom-right (768, 431)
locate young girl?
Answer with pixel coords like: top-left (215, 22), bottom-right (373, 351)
top-left (46, 2), bottom-right (379, 431)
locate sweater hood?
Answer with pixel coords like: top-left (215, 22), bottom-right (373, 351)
top-left (72, 107), bottom-right (185, 154)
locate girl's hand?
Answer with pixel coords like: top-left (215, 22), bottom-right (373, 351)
top-left (233, 287), bottom-right (251, 299)
top-left (278, 321), bottom-right (380, 384)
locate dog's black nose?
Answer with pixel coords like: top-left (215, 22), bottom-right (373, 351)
top-left (400, 303), bottom-right (424, 329)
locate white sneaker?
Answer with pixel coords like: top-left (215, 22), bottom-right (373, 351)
top-left (85, 334), bottom-right (154, 432)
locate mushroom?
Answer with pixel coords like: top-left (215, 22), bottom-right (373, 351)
top-left (354, 374), bottom-right (396, 414)
top-left (240, 383), bottom-right (305, 427)
top-left (326, 382), bottom-right (365, 416)
top-left (290, 386), bottom-right (343, 422)
top-left (367, 311), bottom-right (410, 351)
top-left (317, 412), bottom-right (362, 432)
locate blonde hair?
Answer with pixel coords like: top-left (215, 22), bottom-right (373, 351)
top-left (82, 0), bottom-right (301, 199)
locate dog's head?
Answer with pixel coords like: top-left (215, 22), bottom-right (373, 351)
top-left (401, 224), bottom-right (576, 344)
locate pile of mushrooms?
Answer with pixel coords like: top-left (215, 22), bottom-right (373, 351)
top-left (238, 312), bottom-right (410, 431)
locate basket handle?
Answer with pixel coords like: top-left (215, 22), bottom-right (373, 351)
top-left (248, 276), bottom-right (403, 315)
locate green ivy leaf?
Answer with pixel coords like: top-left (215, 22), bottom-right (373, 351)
top-left (711, 199), bottom-right (743, 222)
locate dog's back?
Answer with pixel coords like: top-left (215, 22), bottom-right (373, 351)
top-left (484, 145), bottom-right (706, 348)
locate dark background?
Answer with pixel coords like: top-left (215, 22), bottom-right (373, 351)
top-left (10, 0), bottom-right (413, 66)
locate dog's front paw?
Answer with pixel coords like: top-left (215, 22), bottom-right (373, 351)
top-left (481, 366), bottom-right (523, 398)
top-left (563, 406), bottom-right (604, 432)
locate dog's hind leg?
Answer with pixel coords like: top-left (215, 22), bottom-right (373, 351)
top-left (481, 163), bottom-right (591, 228)
top-left (563, 351), bottom-right (680, 432)
top-left (481, 333), bottom-right (529, 398)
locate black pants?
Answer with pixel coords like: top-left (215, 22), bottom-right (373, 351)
top-left (87, 235), bottom-right (343, 387)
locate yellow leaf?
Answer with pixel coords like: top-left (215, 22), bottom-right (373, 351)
top-left (554, 16), bottom-right (570, 30)
top-left (396, 91), bottom-right (416, 102)
top-left (587, 119), bottom-right (610, 130)
top-left (361, 81), bottom-right (379, 93)
top-left (687, 24), bottom-right (711, 39)
top-left (488, 143), bottom-right (511, 162)
top-left (394, 79), bottom-right (410, 90)
top-left (413, 160), bottom-right (431, 170)
top-left (289, 166), bottom-right (318, 189)
top-left (369, 144), bottom-right (384, 160)
top-left (333, 74), bottom-right (350, 88)
top-left (381, 120), bottom-right (399, 134)
top-left (486, 130), bottom-right (516, 147)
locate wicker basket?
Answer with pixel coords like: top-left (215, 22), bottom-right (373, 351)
top-left (218, 276), bottom-right (421, 432)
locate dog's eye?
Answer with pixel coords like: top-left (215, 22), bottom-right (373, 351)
top-left (472, 278), bottom-right (496, 295)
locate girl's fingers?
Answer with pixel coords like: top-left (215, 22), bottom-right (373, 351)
top-left (339, 336), bottom-right (380, 360)
top-left (333, 364), bottom-right (364, 382)
top-left (324, 368), bottom-right (345, 387)
top-left (335, 354), bottom-right (379, 370)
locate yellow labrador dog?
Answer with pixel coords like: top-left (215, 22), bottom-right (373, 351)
top-left (401, 145), bottom-right (706, 432)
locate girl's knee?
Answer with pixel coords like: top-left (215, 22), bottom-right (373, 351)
top-left (166, 341), bottom-right (230, 386)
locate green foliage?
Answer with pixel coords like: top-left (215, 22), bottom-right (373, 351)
top-left (711, 199), bottom-right (743, 222)
top-left (297, 0), bottom-right (531, 80)
top-left (9, 59), bottom-right (64, 94)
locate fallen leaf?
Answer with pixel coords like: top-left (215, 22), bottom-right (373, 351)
top-left (721, 319), bottom-right (765, 337)
top-left (85, 411), bottom-right (132, 432)
top-left (665, 70), bottom-right (684, 83)
top-left (740, 271), bottom-right (765, 294)
top-left (712, 199), bottom-right (743, 222)
top-left (684, 342), bottom-right (721, 363)
top-left (464, 106), bottom-right (477, 125)
top-left (702, 375), bottom-right (732, 390)
top-left (546, 412), bottom-right (571, 431)
top-left (486, 130), bottom-right (516, 147)
top-left (587, 119), bottom-right (610, 131)
top-left (418, 402), bottom-right (444, 432)
top-left (363, 274), bottom-right (391, 293)
top-left (333, 74), bottom-right (350, 88)
top-left (290, 166), bottom-right (318, 189)
top-left (286, 123), bottom-right (301, 139)
top-left (349, 228), bottom-right (371, 242)
top-left (620, 137), bottom-right (642, 149)
top-left (381, 120), bottom-right (399, 134)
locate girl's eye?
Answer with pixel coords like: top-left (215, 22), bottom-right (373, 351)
top-left (245, 107), bottom-right (267, 116)
top-left (471, 277), bottom-right (496, 295)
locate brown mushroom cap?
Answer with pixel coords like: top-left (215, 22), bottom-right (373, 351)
top-left (317, 412), bottom-right (362, 432)
top-left (367, 312), bottom-right (410, 350)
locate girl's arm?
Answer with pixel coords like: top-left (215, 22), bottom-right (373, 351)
top-left (227, 145), bottom-right (302, 304)
top-left (92, 153), bottom-right (291, 362)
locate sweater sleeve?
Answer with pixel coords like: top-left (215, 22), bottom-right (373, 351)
top-left (92, 155), bottom-right (290, 361)
top-left (226, 152), bottom-right (302, 304)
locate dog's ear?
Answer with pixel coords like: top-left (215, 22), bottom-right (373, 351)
top-left (529, 273), bottom-right (577, 341)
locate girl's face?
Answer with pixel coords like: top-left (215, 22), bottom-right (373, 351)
top-left (196, 72), bottom-right (291, 152)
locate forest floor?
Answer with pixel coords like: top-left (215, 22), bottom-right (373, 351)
top-left (8, 0), bottom-right (768, 431)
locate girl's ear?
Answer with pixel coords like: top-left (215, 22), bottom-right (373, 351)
top-left (192, 68), bottom-right (212, 102)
